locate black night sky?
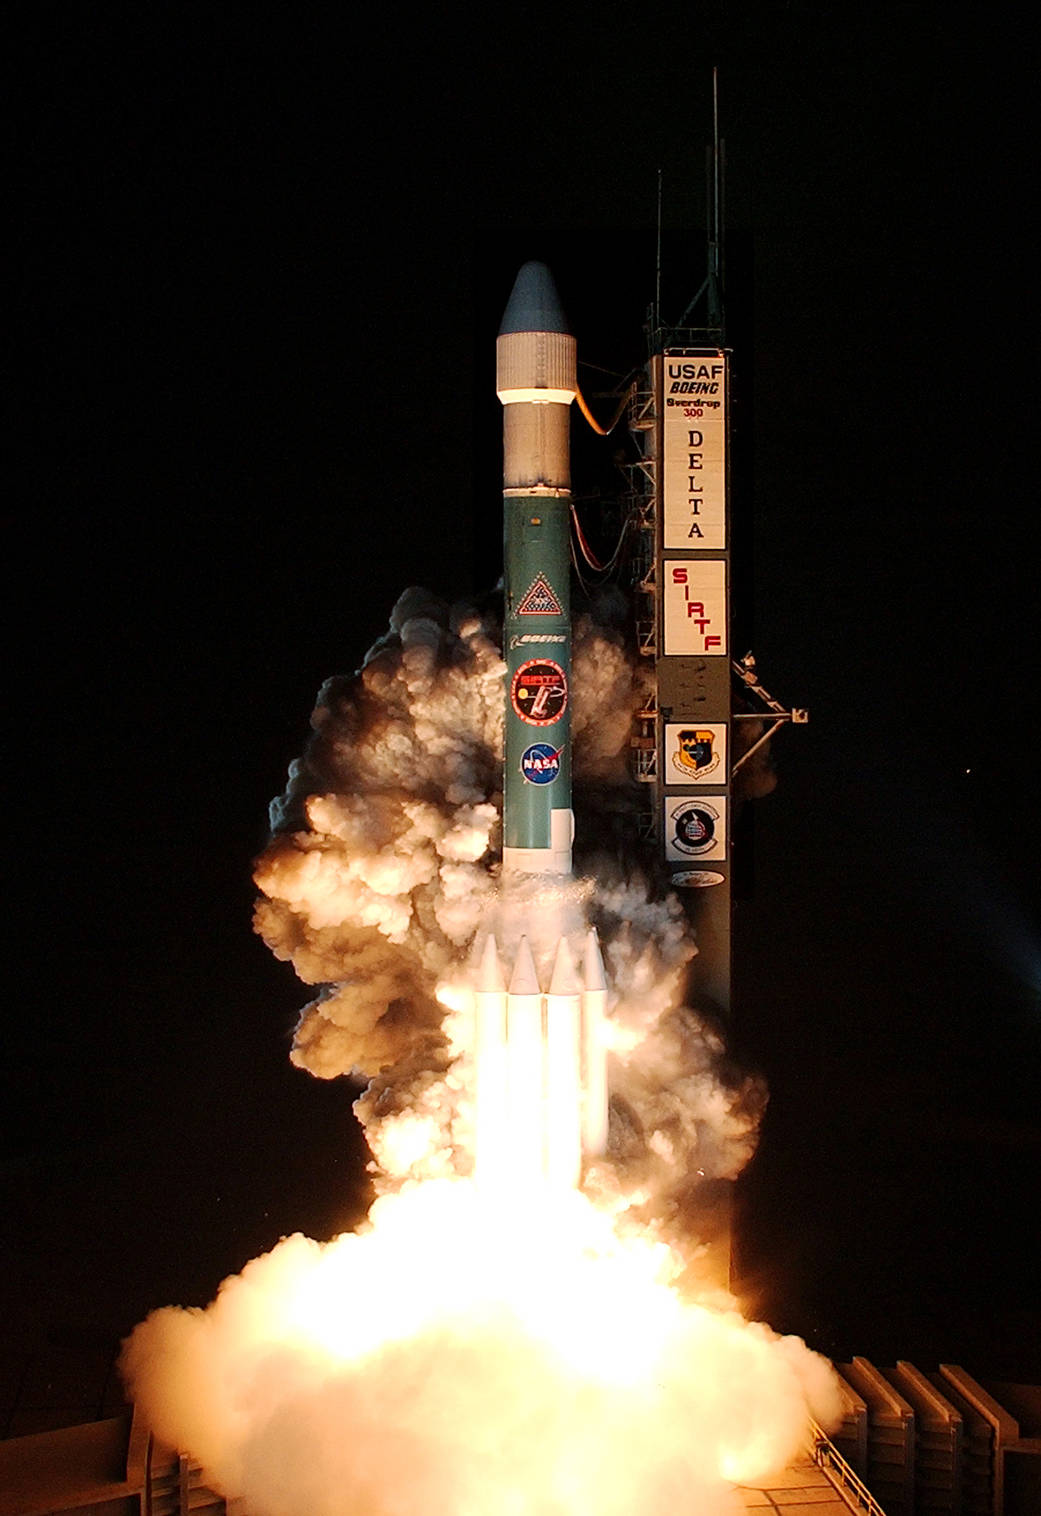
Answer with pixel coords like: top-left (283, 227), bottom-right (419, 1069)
top-left (6, 4), bottom-right (1039, 1428)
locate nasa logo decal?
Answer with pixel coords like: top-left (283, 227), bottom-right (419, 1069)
top-left (516, 575), bottom-right (563, 616)
top-left (668, 798), bottom-right (722, 857)
top-left (520, 743), bottom-right (561, 784)
top-left (511, 660), bottom-right (568, 726)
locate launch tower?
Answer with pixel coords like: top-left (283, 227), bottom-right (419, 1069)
top-left (626, 76), bottom-right (806, 1019)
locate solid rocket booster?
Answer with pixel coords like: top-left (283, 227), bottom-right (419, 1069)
top-left (498, 261), bottom-right (576, 875)
top-left (473, 930), bottom-right (609, 1193)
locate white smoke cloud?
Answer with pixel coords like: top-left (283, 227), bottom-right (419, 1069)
top-left (256, 592), bottom-right (504, 1089)
top-left (253, 587), bottom-right (764, 1203)
top-left (118, 584), bottom-right (840, 1513)
top-left (571, 610), bottom-right (653, 781)
top-left (121, 1185), bottom-right (843, 1516)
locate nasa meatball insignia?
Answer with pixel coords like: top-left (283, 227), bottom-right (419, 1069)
top-left (520, 743), bottom-right (561, 784)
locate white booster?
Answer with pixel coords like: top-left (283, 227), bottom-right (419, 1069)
top-left (473, 930), bottom-right (609, 1193)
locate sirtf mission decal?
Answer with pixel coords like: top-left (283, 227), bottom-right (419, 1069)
top-left (664, 795), bottom-right (726, 861)
top-left (511, 660), bottom-right (568, 726)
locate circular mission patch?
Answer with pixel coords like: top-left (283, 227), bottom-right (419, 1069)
top-left (511, 659), bottom-right (568, 726)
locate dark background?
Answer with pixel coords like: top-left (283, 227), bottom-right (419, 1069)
top-left (6, 4), bottom-right (1038, 1429)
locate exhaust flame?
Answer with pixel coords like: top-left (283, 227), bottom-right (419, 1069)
top-left (120, 589), bottom-right (842, 1512)
top-left (122, 1182), bottom-right (842, 1516)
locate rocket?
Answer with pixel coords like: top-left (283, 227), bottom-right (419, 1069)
top-left (470, 263), bottom-right (608, 1194)
top-left (497, 261), bottom-right (576, 876)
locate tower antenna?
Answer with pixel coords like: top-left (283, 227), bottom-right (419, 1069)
top-left (707, 64), bottom-right (724, 328)
top-left (655, 166), bottom-right (663, 338)
top-left (674, 64), bottom-right (726, 335)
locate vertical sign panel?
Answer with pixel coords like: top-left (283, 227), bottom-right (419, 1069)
top-left (663, 560), bottom-right (727, 655)
top-left (664, 794), bottom-right (728, 862)
top-left (662, 352), bottom-right (727, 549)
top-left (664, 722), bottom-right (727, 784)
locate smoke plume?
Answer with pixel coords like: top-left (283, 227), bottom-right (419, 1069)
top-left (120, 585), bottom-right (839, 1515)
top-left (123, 1186), bottom-right (842, 1516)
top-left (253, 587), bottom-right (765, 1205)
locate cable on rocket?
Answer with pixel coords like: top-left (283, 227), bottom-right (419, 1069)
top-left (570, 501), bottom-right (632, 576)
top-left (569, 507), bottom-right (634, 604)
top-left (574, 381), bottom-right (634, 437)
top-left (570, 502), bottom-right (607, 571)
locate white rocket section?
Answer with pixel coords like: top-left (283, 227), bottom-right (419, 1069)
top-left (544, 939), bottom-right (583, 1191)
top-left (580, 930), bottom-right (610, 1158)
top-left (502, 809), bottom-right (575, 879)
top-left (471, 930), bottom-right (611, 1193)
top-left (506, 938), bottom-right (545, 1193)
top-left (473, 935), bottom-right (508, 1194)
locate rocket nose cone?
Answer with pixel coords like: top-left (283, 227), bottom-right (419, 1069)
top-left (498, 261), bottom-right (570, 336)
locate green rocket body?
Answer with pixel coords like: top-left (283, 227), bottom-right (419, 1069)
top-left (497, 263), bottom-right (577, 875)
top-left (503, 496), bottom-right (572, 868)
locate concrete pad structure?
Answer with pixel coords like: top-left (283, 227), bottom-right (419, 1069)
top-left (733, 1448), bottom-right (881, 1514)
top-left (0, 1408), bottom-right (878, 1516)
top-left (5, 1358), bottom-right (1039, 1515)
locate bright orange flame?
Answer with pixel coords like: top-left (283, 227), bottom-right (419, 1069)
top-left (123, 1176), bottom-right (842, 1513)
top-left (121, 964), bottom-right (842, 1515)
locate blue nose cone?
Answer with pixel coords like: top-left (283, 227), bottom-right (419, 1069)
top-left (499, 261), bottom-right (570, 336)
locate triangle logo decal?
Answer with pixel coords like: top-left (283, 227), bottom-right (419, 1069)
top-left (517, 575), bottom-right (563, 616)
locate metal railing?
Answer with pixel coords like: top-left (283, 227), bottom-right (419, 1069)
top-left (809, 1420), bottom-right (890, 1516)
